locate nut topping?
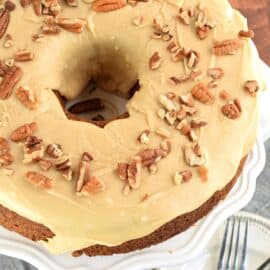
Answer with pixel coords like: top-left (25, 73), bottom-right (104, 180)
top-left (0, 65), bottom-right (23, 99)
top-left (138, 130), bottom-right (150, 145)
top-left (183, 143), bottom-right (205, 167)
top-left (16, 86), bottom-right (39, 110)
top-left (239, 30), bottom-right (254, 39)
top-left (221, 99), bottom-right (242, 119)
top-left (3, 33), bottom-right (13, 48)
top-left (179, 94), bottom-right (194, 107)
top-left (219, 90), bottom-right (231, 100)
top-left (159, 94), bottom-right (177, 111)
top-left (149, 51), bottom-right (161, 70)
top-left (174, 170), bottom-right (192, 185)
top-left (117, 162), bottom-right (128, 180)
top-left (56, 18), bottom-right (87, 33)
top-left (46, 144), bottom-right (63, 158)
top-left (0, 137), bottom-right (9, 155)
top-left (244, 80), bottom-right (259, 96)
top-left (39, 159), bottom-right (53, 171)
top-left (76, 153), bottom-right (91, 192)
top-left (26, 171), bottom-right (53, 189)
top-left (14, 49), bottom-right (34, 62)
top-left (207, 68), bottom-right (224, 80)
top-left (23, 136), bottom-right (44, 164)
top-left (92, 0), bottom-right (127, 12)
top-left (0, 8), bottom-right (10, 39)
top-left (213, 39), bottom-right (243, 56)
top-left (191, 83), bottom-right (215, 105)
top-left (127, 156), bottom-right (142, 189)
top-left (79, 176), bottom-right (106, 195)
top-left (20, 0), bottom-right (31, 7)
top-left (0, 137), bottom-right (13, 166)
top-left (11, 122), bottom-right (38, 142)
top-left (65, 0), bottom-right (78, 7)
top-left (190, 119), bottom-right (207, 129)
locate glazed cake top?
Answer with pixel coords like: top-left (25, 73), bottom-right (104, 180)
top-left (0, 0), bottom-right (264, 253)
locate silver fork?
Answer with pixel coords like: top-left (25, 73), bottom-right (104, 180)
top-left (217, 217), bottom-right (248, 270)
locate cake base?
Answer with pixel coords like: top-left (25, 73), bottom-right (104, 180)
top-left (0, 157), bottom-right (247, 257)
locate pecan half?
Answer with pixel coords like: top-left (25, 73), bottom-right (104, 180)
top-left (213, 39), bottom-right (243, 56)
top-left (16, 86), bottom-right (38, 110)
top-left (149, 51), bottom-right (161, 70)
top-left (79, 176), bottom-right (106, 195)
top-left (26, 171), bottom-right (53, 189)
top-left (221, 99), bottom-right (242, 119)
top-left (0, 65), bottom-right (23, 99)
top-left (92, 0), bottom-right (127, 12)
top-left (14, 49), bottom-right (34, 62)
top-left (183, 143), bottom-right (205, 167)
top-left (244, 80), bottom-right (259, 96)
top-left (191, 83), bottom-right (215, 105)
top-left (0, 8), bottom-right (10, 39)
top-left (127, 156), bottom-right (141, 189)
top-left (46, 144), bottom-right (63, 158)
top-left (56, 18), bottom-right (87, 33)
top-left (11, 122), bottom-right (38, 142)
top-left (239, 30), bottom-right (254, 39)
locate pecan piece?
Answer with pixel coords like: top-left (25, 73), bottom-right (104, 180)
top-left (0, 8), bottom-right (10, 39)
top-left (197, 25), bottom-right (210, 40)
top-left (39, 159), bottom-right (53, 171)
top-left (0, 65), bottom-right (23, 99)
top-left (117, 162), bottom-right (128, 180)
top-left (16, 86), bottom-right (38, 110)
top-left (76, 152), bottom-right (92, 192)
top-left (79, 176), bottom-right (106, 195)
top-left (65, 0), bottom-right (78, 7)
top-left (244, 80), bottom-right (259, 96)
top-left (190, 119), bottom-right (207, 129)
top-left (32, 0), bottom-right (42, 15)
top-left (138, 130), bottom-right (150, 145)
top-left (26, 171), bottom-right (53, 189)
top-left (0, 152), bottom-right (13, 166)
top-left (3, 33), bottom-right (13, 48)
top-left (41, 25), bottom-right (61, 35)
top-left (11, 122), bottom-right (38, 142)
top-left (149, 51), bottom-right (161, 70)
top-left (92, 0), bottom-right (127, 12)
top-left (179, 93), bottom-right (194, 107)
top-left (207, 68), bottom-right (224, 80)
top-left (23, 136), bottom-right (44, 164)
top-left (56, 18), bottom-right (87, 33)
top-left (127, 156), bottom-right (142, 189)
top-left (183, 143), bottom-right (205, 167)
top-left (46, 144), bottom-right (62, 158)
top-left (0, 137), bottom-right (9, 155)
top-left (213, 39), bottom-right (243, 56)
top-left (239, 30), bottom-right (254, 39)
top-left (221, 99), bottom-right (242, 120)
top-left (20, 0), bottom-right (31, 7)
top-left (14, 49), bottom-right (34, 62)
top-left (191, 83), bottom-right (215, 105)
top-left (174, 170), bottom-right (192, 185)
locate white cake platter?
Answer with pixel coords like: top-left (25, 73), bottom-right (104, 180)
top-left (0, 62), bottom-right (269, 270)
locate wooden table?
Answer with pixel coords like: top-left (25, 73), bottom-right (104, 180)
top-left (230, 0), bottom-right (270, 65)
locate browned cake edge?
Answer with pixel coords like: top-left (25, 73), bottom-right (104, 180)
top-left (0, 157), bottom-right (246, 257)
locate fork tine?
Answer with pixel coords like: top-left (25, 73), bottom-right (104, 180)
top-left (225, 218), bottom-right (236, 270)
top-left (239, 220), bottom-right (248, 270)
top-left (217, 219), bottom-right (230, 270)
top-left (232, 218), bottom-right (241, 269)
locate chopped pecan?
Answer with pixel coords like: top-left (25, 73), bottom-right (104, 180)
top-left (3, 33), bottom-right (13, 48)
top-left (187, 50), bottom-right (200, 69)
top-left (92, 0), bottom-right (126, 12)
top-left (148, 164), bottom-right (157, 175)
top-left (76, 153), bottom-right (92, 191)
top-left (174, 170), bottom-right (192, 185)
top-left (160, 140), bottom-right (171, 154)
top-left (191, 83), bottom-right (215, 105)
top-left (138, 130), bottom-right (150, 145)
top-left (197, 25), bottom-right (210, 40)
top-left (169, 75), bottom-right (190, 85)
top-left (117, 162), bottom-right (128, 180)
top-left (178, 10), bottom-right (191, 25)
top-left (56, 18), bottom-right (87, 33)
top-left (221, 99), bottom-right (242, 119)
top-left (11, 122), bottom-right (38, 142)
top-left (20, 0), bottom-right (31, 7)
top-left (166, 92), bottom-right (177, 100)
top-left (182, 104), bottom-right (197, 116)
top-left (79, 176), bottom-right (106, 195)
top-left (0, 65), bottom-right (23, 99)
top-left (167, 40), bottom-right (179, 53)
top-left (244, 80), bottom-right (259, 96)
top-left (176, 108), bottom-right (186, 121)
top-left (171, 49), bottom-right (185, 62)
top-left (149, 51), bottom-right (161, 70)
top-left (32, 33), bottom-right (45, 42)
top-left (16, 86), bottom-right (38, 110)
top-left (176, 119), bottom-right (191, 135)
top-left (65, 0), bottom-right (78, 7)
top-left (23, 136), bottom-right (44, 164)
top-left (139, 149), bottom-right (156, 167)
top-left (159, 94), bottom-right (177, 111)
top-left (165, 111), bottom-right (176, 125)
top-left (213, 39), bottom-right (243, 56)
top-left (0, 152), bottom-right (13, 166)
top-left (198, 165), bottom-right (208, 182)
top-left (208, 68), bottom-right (224, 80)
top-left (195, 10), bottom-right (207, 28)
top-left (46, 144), bottom-right (63, 158)
top-left (0, 137), bottom-right (9, 155)
top-left (157, 108), bottom-right (166, 119)
top-left (183, 143), bottom-right (205, 167)
top-left (41, 25), bottom-right (61, 35)
top-left (190, 119), bottom-right (207, 129)
top-left (3, 167), bottom-right (14, 176)
top-left (26, 171), bottom-right (53, 189)
top-left (127, 156), bottom-right (142, 189)
top-left (179, 93), bottom-right (194, 107)
top-left (0, 8), bottom-right (10, 39)
top-left (55, 155), bottom-right (71, 171)
top-left (39, 159), bottom-right (53, 171)
top-left (239, 30), bottom-right (254, 39)
top-left (32, 0), bottom-right (42, 16)
top-left (14, 49), bottom-right (34, 62)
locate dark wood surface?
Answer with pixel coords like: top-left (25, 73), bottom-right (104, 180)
top-left (230, 0), bottom-right (270, 65)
